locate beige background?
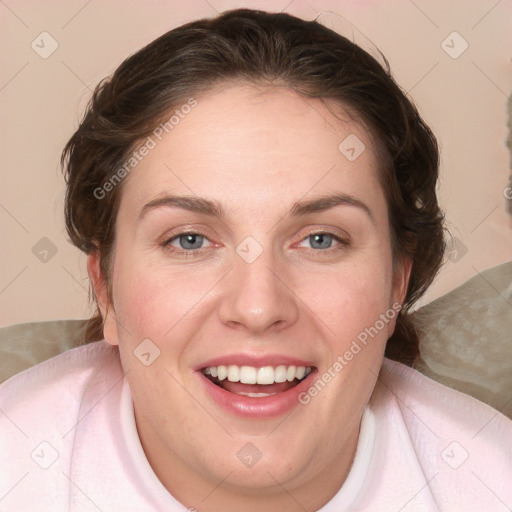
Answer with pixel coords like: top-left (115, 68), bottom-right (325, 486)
top-left (1, 0), bottom-right (511, 327)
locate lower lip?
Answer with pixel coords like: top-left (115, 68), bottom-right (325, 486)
top-left (198, 371), bottom-right (316, 418)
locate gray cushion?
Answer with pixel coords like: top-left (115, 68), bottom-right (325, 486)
top-left (412, 260), bottom-right (512, 418)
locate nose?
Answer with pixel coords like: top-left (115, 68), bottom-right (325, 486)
top-left (217, 243), bottom-right (299, 335)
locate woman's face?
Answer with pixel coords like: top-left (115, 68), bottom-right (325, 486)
top-left (90, 84), bottom-right (410, 506)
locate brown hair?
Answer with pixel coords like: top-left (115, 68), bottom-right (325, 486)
top-left (62, 8), bottom-right (445, 365)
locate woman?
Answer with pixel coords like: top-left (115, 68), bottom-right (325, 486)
top-left (1, 8), bottom-right (510, 511)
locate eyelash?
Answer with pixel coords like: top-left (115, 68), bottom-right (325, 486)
top-left (162, 230), bottom-right (349, 258)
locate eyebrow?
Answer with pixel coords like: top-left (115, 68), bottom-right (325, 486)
top-left (139, 193), bottom-right (375, 223)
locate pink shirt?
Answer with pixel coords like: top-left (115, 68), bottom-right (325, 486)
top-left (1, 340), bottom-right (511, 511)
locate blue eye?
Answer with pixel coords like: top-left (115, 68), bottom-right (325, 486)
top-left (308, 233), bottom-right (334, 249)
top-left (174, 233), bottom-right (205, 250)
top-left (298, 233), bottom-right (347, 251)
top-left (162, 230), bottom-right (348, 258)
top-left (163, 232), bottom-right (213, 256)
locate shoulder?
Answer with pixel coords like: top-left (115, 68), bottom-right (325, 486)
top-left (377, 357), bottom-right (512, 436)
top-left (0, 341), bottom-right (124, 510)
top-left (0, 340), bottom-right (121, 434)
top-left (371, 357), bottom-right (512, 508)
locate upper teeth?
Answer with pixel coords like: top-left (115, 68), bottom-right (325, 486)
top-left (203, 365), bottom-right (312, 385)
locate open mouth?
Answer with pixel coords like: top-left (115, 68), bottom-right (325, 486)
top-left (201, 364), bottom-right (314, 397)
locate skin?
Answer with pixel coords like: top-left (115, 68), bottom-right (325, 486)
top-left (88, 84), bottom-right (411, 512)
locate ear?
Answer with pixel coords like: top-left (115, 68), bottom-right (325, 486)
top-left (386, 256), bottom-right (413, 338)
top-left (87, 250), bottom-right (120, 346)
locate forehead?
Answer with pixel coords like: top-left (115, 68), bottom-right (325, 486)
top-left (118, 84), bottom-right (384, 218)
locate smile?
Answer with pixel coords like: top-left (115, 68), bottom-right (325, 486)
top-left (204, 364), bottom-right (312, 387)
top-left (198, 361), bottom-right (317, 417)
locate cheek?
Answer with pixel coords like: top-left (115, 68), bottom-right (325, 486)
top-left (111, 255), bottom-right (216, 342)
top-left (299, 259), bottom-right (393, 345)
top-left (111, 256), bottom-right (166, 340)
